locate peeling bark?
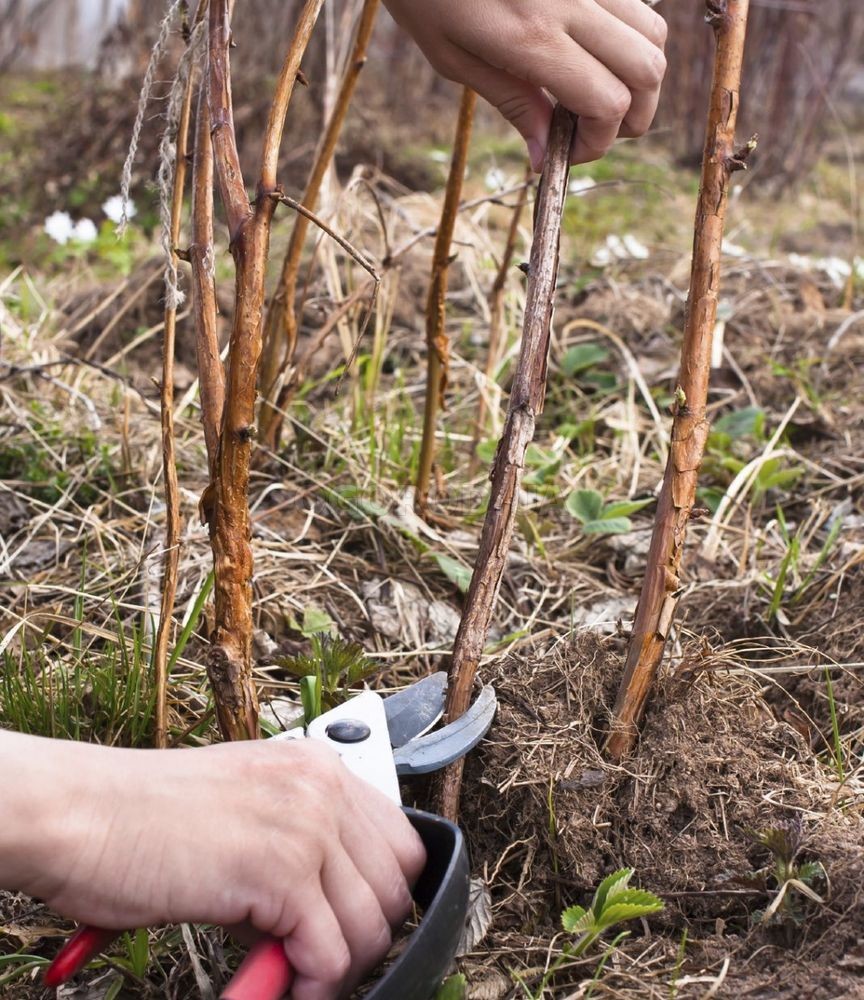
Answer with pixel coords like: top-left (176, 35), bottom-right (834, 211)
top-left (606, 0), bottom-right (753, 761)
top-left (204, 0), bottom-right (322, 740)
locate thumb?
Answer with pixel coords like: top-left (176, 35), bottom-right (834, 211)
top-left (441, 49), bottom-right (553, 172)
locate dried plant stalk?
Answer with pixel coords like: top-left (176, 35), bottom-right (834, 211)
top-left (189, 77), bottom-right (224, 475)
top-left (203, 0), bottom-right (320, 740)
top-left (415, 86), bottom-right (477, 519)
top-left (433, 105), bottom-right (576, 822)
top-left (606, 0), bottom-right (753, 761)
top-left (153, 68), bottom-right (195, 750)
top-left (470, 165), bottom-right (531, 470)
top-left (258, 0), bottom-right (378, 452)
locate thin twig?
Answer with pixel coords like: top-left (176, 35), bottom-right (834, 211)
top-left (470, 163), bottom-right (532, 469)
top-left (432, 104), bottom-right (577, 822)
top-left (415, 86), bottom-right (477, 519)
top-left (258, 0), bottom-right (379, 451)
top-left (154, 36), bottom-right (198, 749)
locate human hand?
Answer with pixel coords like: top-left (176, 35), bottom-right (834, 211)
top-left (4, 733), bottom-right (425, 1000)
top-left (383, 0), bottom-right (667, 170)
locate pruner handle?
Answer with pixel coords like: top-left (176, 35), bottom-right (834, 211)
top-left (220, 808), bottom-right (469, 1000)
top-left (45, 809), bottom-right (468, 1000)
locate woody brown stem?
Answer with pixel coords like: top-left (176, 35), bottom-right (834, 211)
top-left (190, 76), bottom-right (224, 474)
top-left (470, 164), bottom-right (532, 471)
top-left (606, 0), bottom-right (752, 761)
top-left (154, 66), bottom-right (195, 751)
top-left (258, 0), bottom-right (378, 453)
top-left (433, 104), bottom-right (576, 822)
top-left (204, 0), bottom-right (319, 741)
top-left (415, 86), bottom-right (477, 519)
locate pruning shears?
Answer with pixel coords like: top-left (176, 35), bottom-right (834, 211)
top-left (45, 673), bottom-right (496, 1000)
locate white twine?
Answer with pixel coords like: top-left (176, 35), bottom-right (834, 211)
top-left (158, 20), bottom-right (207, 312)
top-left (118, 0), bottom-right (185, 237)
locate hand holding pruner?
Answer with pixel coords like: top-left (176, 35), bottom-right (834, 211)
top-left (46, 674), bottom-right (496, 1000)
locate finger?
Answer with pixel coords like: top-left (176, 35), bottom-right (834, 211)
top-left (571, 114), bottom-right (624, 166)
top-left (618, 85), bottom-right (662, 139)
top-left (338, 807), bottom-right (414, 927)
top-left (322, 850), bottom-right (393, 988)
top-left (565, 3), bottom-right (666, 94)
top-left (453, 28), bottom-right (632, 160)
top-left (346, 782), bottom-right (426, 889)
top-left (594, 0), bottom-right (669, 50)
top-left (425, 40), bottom-right (552, 170)
top-left (283, 896), bottom-right (351, 1000)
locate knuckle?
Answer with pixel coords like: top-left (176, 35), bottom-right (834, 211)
top-left (369, 915), bottom-right (393, 958)
top-left (404, 830), bottom-right (427, 882)
top-left (384, 866), bottom-right (412, 920)
top-left (522, 14), bottom-right (556, 47)
top-left (647, 11), bottom-right (668, 48)
top-left (603, 86), bottom-right (632, 122)
top-left (326, 940), bottom-right (352, 983)
top-left (643, 46), bottom-right (667, 88)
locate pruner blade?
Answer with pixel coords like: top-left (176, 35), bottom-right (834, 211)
top-left (392, 685), bottom-right (496, 776)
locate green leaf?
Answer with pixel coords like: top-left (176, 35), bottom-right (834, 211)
top-left (475, 438), bottom-right (498, 464)
top-left (602, 498), bottom-right (653, 519)
top-left (697, 486), bottom-right (726, 514)
top-left (277, 654), bottom-right (317, 679)
top-left (525, 444), bottom-right (557, 467)
top-left (561, 343), bottom-right (610, 376)
top-left (607, 887), bottom-right (664, 910)
top-left (565, 489), bottom-right (604, 524)
top-left (582, 517), bottom-right (633, 535)
top-left (596, 899), bottom-right (664, 930)
top-left (104, 979), bottom-right (124, 1000)
top-left (435, 974), bottom-right (467, 1000)
top-left (300, 674), bottom-right (322, 724)
top-left (713, 406), bottom-right (765, 441)
top-left (561, 905), bottom-right (593, 935)
top-left (583, 371), bottom-right (618, 393)
top-left (433, 553), bottom-right (473, 593)
top-left (125, 927), bottom-right (149, 977)
top-left (302, 606), bottom-right (335, 636)
top-left (593, 869), bottom-right (633, 914)
top-left (797, 861), bottom-right (826, 887)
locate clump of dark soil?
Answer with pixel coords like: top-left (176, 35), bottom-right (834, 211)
top-left (456, 634), bottom-right (864, 998)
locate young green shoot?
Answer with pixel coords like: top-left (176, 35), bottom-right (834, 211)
top-left (565, 489), bottom-right (653, 536)
top-left (747, 817), bottom-right (826, 927)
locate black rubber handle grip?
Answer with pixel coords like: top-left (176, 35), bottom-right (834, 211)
top-left (365, 807), bottom-right (469, 1000)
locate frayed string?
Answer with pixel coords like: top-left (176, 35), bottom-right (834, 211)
top-left (118, 0), bottom-right (185, 238)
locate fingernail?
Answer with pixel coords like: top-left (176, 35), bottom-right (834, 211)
top-left (527, 138), bottom-right (544, 173)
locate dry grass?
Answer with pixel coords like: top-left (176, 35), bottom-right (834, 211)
top-left (1, 86), bottom-right (863, 996)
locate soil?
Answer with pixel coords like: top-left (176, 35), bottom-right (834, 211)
top-left (454, 635), bottom-right (864, 999)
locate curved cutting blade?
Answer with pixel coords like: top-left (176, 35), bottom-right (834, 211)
top-left (383, 671), bottom-right (448, 748)
top-left (392, 685), bottom-right (497, 776)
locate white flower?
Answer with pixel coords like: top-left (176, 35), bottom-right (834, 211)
top-left (72, 218), bottom-right (98, 243)
top-left (484, 167), bottom-right (506, 191)
top-left (44, 210), bottom-right (75, 245)
top-left (569, 176), bottom-right (596, 196)
top-left (590, 244), bottom-right (614, 268)
top-left (102, 195), bottom-right (135, 224)
top-left (590, 232), bottom-right (650, 267)
top-left (721, 239), bottom-right (748, 258)
top-left (621, 233), bottom-right (650, 260)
